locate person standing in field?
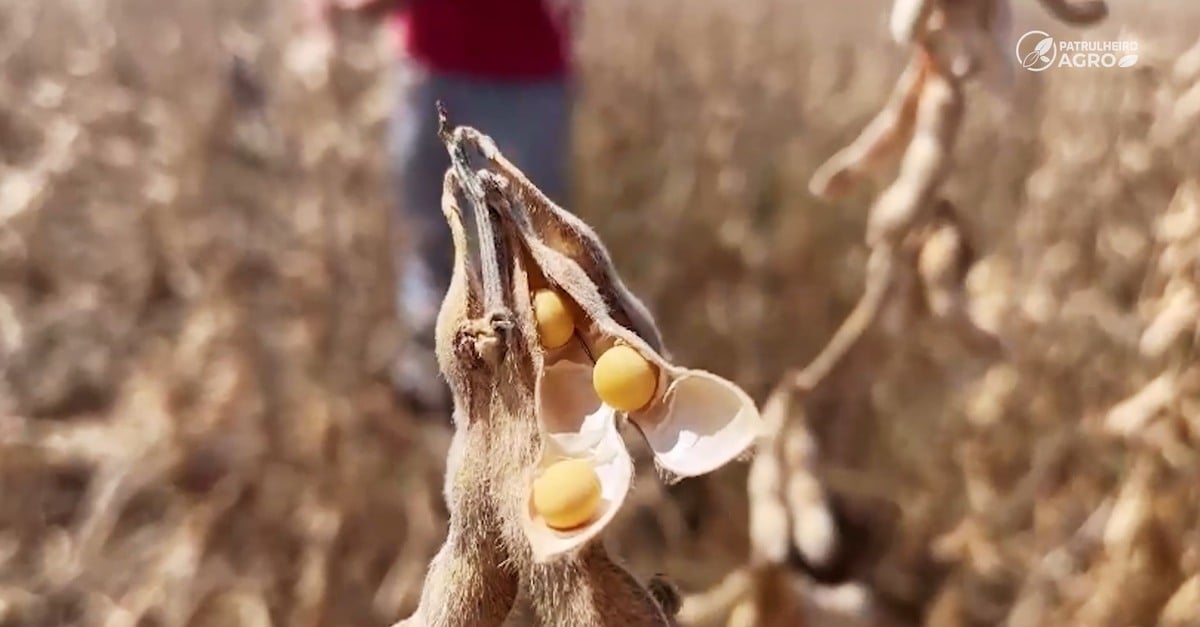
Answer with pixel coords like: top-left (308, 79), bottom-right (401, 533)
top-left (306, 0), bottom-right (576, 412)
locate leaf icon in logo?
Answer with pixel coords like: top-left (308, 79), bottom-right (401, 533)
top-left (1118, 54), bottom-right (1138, 68)
top-left (1021, 36), bottom-right (1055, 68)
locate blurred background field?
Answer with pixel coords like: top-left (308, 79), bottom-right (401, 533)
top-left (1, 0), bottom-right (1199, 625)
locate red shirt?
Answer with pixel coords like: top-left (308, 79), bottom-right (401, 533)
top-left (393, 0), bottom-right (572, 79)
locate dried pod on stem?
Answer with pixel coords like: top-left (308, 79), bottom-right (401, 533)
top-left (679, 1), bottom-right (1116, 624)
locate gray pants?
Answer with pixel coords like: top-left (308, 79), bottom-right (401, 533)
top-left (388, 62), bottom-right (572, 338)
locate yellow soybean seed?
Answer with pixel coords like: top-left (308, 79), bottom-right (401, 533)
top-left (533, 288), bottom-right (574, 349)
top-left (532, 458), bottom-right (602, 530)
top-left (592, 344), bottom-right (658, 412)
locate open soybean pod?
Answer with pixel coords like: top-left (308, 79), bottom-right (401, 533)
top-left (452, 129), bottom-right (764, 562)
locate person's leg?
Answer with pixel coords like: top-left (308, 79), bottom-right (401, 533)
top-left (387, 69), bottom-right (573, 412)
top-left (388, 62), bottom-right (457, 412)
top-left (465, 78), bottom-right (572, 207)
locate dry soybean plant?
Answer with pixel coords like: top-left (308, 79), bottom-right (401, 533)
top-left (0, 3), bottom-right (433, 625)
top-left (393, 109), bottom-right (763, 627)
top-left (681, 1), bottom-right (1115, 625)
top-left (1054, 37), bottom-right (1200, 626)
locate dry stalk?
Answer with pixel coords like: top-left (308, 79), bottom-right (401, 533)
top-left (394, 107), bottom-right (763, 627)
top-left (0, 348), bottom-right (253, 627)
